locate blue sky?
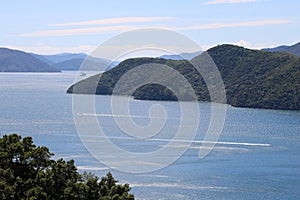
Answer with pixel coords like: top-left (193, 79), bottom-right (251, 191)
top-left (1, 0), bottom-right (299, 54)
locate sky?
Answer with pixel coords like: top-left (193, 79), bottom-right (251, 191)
top-left (1, 0), bottom-right (299, 55)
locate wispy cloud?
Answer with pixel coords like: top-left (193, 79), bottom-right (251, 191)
top-left (19, 19), bottom-right (289, 37)
top-left (20, 16), bottom-right (175, 37)
top-left (177, 19), bottom-right (289, 30)
top-left (203, 0), bottom-right (256, 4)
top-left (51, 17), bottom-right (175, 27)
top-left (20, 25), bottom-right (134, 37)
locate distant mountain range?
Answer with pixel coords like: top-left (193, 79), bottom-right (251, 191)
top-left (0, 48), bottom-right (115, 72)
top-left (159, 51), bottom-right (202, 60)
top-left (1, 42), bottom-right (300, 76)
top-left (53, 57), bottom-right (113, 71)
top-left (263, 42), bottom-right (300, 57)
top-left (67, 44), bottom-right (300, 110)
top-left (0, 48), bottom-right (59, 72)
top-left (0, 47), bottom-right (200, 72)
top-left (31, 52), bottom-right (113, 71)
top-left (35, 52), bottom-right (87, 64)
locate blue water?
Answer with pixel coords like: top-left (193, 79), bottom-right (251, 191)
top-left (0, 72), bottom-right (299, 199)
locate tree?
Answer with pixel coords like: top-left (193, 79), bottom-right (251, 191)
top-left (0, 133), bottom-right (134, 200)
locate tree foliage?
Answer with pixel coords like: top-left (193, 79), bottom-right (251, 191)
top-left (0, 134), bottom-right (134, 200)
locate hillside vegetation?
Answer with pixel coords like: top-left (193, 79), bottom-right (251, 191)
top-left (67, 45), bottom-right (300, 110)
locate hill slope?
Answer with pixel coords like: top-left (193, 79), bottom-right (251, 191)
top-left (67, 45), bottom-right (300, 110)
top-left (0, 48), bottom-right (60, 72)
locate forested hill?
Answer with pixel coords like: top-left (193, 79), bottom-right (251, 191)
top-left (207, 45), bottom-right (299, 110)
top-left (0, 48), bottom-right (60, 72)
top-left (67, 44), bottom-right (300, 110)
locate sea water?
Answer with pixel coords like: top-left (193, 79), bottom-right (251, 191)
top-left (0, 72), bottom-right (299, 199)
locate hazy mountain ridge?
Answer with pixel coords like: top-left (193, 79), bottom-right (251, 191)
top-left (67, 44), bottom-right (300, 110)
top-left (0, 48), bottom-right (60, 72)
top-left (53, 58), bottom-right (112, 71)
top-left (33, 52), bottom-right (113, 71)
top-left (263, 42), bottom-right (300, 57)
top-left (1, 48), bottom-right (117, 72)
top-left (159, 51), bottom-right (202, 60)
top-left (38, 53), bottom-right (87, 64)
